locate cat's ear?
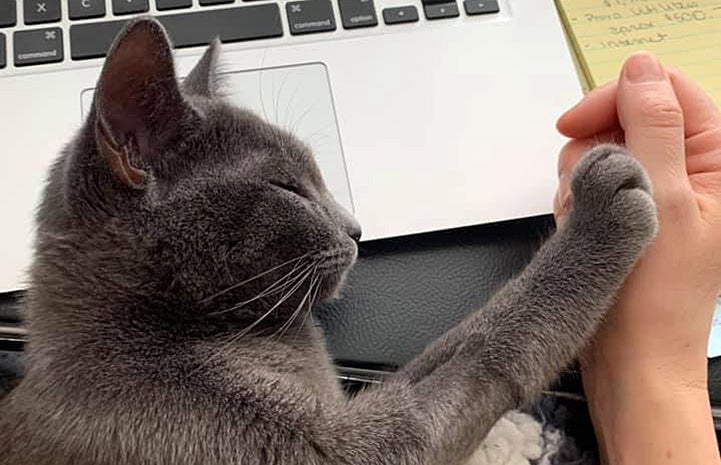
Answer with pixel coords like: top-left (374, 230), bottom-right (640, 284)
top-left (183, 39), bottom-right (221, 98)
top-left (94, 18), bottom-right (192, 189)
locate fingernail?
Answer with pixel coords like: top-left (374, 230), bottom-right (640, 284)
top-left (623, 52), bottom-right (665, 83)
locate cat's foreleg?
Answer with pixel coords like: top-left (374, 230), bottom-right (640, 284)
top-left (312, 145), bottom-right (657, 465)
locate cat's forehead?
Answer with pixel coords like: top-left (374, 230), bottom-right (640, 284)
top-left (188, 98), bottom-right (321, 180)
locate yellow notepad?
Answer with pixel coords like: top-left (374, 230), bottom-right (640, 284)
top-left (555, 0), bottom-right (721, 105)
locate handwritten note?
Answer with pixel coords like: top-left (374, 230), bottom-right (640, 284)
top-left (555, 0), bottom-right (721, 105)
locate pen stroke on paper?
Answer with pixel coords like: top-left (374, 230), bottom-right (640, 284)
top-left (556, 0), bottom-right (721, 103)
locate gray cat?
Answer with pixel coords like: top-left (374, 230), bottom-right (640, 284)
top-left (0, 18), bottom-right (657, 465)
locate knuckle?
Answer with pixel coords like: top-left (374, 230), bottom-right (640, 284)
top-left (654, 182), bottom-right (694, 218)
top-left (634, 93), bottom-right (684, 128)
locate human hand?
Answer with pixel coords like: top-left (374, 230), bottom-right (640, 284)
top-left (555, 53), bottom-right (721, 386)
top-left (554, 52), bottom-right (721, 465)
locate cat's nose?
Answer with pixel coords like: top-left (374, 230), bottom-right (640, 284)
top-left (330, 199), bottom-right (362, 243)
top-left (348, 221), bottom-right (362, 243)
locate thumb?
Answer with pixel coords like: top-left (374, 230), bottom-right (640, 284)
top-left (617, 52), bottom-right (686, 190)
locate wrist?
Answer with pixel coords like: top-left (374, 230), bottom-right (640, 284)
top-left (583, 368), bottom-right (718, 465)
top-left (582, 289), bottom-right (716, 393)
top-left (582, 334), bottom-right (709, 408)
top-left (583, 350), bottom-right (709, 414)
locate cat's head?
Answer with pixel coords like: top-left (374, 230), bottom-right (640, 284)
top-left (38, 18), bottom-right (360, 328)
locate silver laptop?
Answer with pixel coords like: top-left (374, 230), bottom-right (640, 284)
top-left (0, 0), bottom-right (582, 292)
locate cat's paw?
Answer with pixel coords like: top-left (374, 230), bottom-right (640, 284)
top-left (568, 144), bottom-right (658, 247)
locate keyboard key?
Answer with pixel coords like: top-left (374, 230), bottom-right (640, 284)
top-left (156, 0), bottom-right (192, 10)
top-left (0, 33), bottom-right (5, 68)
top-left (424, 2), bottom-right (458, 19)
top-left (286, 0), bottom-right (336, 35)
top-left (14, 28), bottom-right (63, 66)
top-left (68, 0), bottom-right (106, 19)
top-left (338, 0), bottom-right (377, 29)
top-left (382, 5), bottom-right (417, 24)
top-left (24, 0), bottom-right (61, 24)
top-left (463, 0), bottom-right (498, 15)
top-left (70, 5), bottom-right (283, 60)
top-left (0, 2), bottom-right (16, 27)
top-left (112, 0), bottom-right (148, 15)
top-left (199, 0), bottom-right (233, 4)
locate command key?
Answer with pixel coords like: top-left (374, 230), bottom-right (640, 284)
top-left (14, 28), bottom-right (63, 67)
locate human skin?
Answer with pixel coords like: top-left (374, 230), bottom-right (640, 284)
top-left (554, 52), bottom-right (721, 465)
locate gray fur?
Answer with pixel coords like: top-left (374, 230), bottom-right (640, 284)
top-left (183, 38), bottom-right (222, 97)
top-left (0, 18), bottom-right (657, 465)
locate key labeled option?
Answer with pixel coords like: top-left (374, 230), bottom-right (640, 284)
top-left (14, 27), bottom-right (63, 66)
top-left (24, 0), bottom-right (61, 24)
top-left (0, 2), bottom-right (16, 27)
top-left (338, 0), bottom-right (377, 29)
top-left (112, 0), bottom-right (149, 15)
top-left (286, 0), bottom-right (336, 35)
top-left (69, 0), bottom-right (106, 19)
top-left (0, 33), bottom-right (6, 68)
top-left (463, 0), bottom-right (498, 15)
top-left (424, 2), bottom-right (458, 19)
top-left (156, 0), bottom-right (192, 10)
top-left (382, 5), bottom-right (418, 24)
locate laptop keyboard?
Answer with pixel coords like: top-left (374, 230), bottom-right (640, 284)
top-left (0, 0), bottom-right (500, 70)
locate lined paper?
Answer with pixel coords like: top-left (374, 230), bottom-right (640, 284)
top-left (556, 0), bottom-right (721, 104)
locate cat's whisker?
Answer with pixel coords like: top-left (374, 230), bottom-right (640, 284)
top-left (201, 252), bottom-right (312, 305)
top-left (208, 258), bottom-right (318, 316)
top-left (295, 274), bottom-right (322, 337)
top-left (290, 268), bottom-right (322, 336)
top-left (274, 271), bottom-right (320, 340)
top-left (305, 123), bottom-right (334, 142)
top-left (226, 258), bottom-right (312, 306)
top-left (282, 79), bottom-right (303, 133)
top-left (289, 279), bottom-right (320, 338)
top-left (191, 264), bottom-right (319, 376)
top-left (205, 253), bottom-right (312, 305)
top-left (289, 105), bottom-right (312, 135)
top-left (233, 262), bottom-right (318, 337)
top-left (258, 46), bottom-right (271, 123)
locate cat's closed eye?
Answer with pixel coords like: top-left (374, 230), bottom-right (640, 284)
top-left (270, 181), bottom-right (305, 198)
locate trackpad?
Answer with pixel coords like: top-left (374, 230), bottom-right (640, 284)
top-left (80, 63), bottom-right (353, 212)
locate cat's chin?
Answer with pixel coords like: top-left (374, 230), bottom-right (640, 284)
top-left (314, 247), bottom-right (357, 301)
top-left (315, 268), bottom-right (351, 302)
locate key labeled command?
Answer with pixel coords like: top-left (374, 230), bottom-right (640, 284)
top-left (14, 28), bottom-right (63, 66)
top-left (286, 0), bottom-right (337, 35)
